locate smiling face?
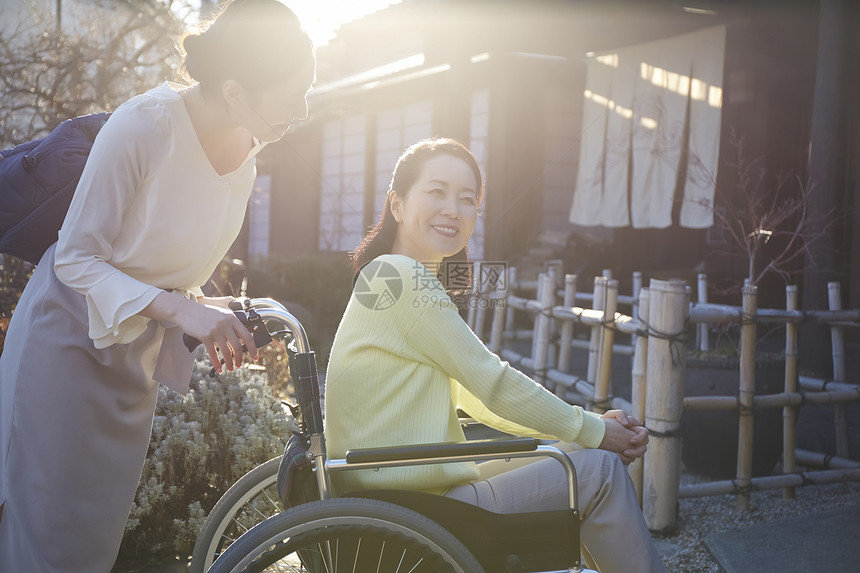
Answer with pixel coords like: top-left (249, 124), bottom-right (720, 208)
top-left (389, 153), bottom-right (480, 267)
top-left (225, 58), bottom-right (316, 143)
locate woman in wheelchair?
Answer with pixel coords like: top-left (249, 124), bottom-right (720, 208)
top-left (323, 138), bottom-right (668, 572)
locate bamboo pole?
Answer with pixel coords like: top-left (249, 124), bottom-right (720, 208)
top-left (593, 279), bottom-right (619, 414)
top-left (736, 284), bottom-right (757, 511)
top-left (630, 287), bottom-right (650, 505)
top-left (488, 291), bottom-right (506, 354)
top-left (683, 388), bottom-right (860, 410)
top-left (504, 267), bottom-right (517, 333)
top-left (689, 304), bottom-right (860, 325)
top-left (697, 273), bottom-right (710, 352)
top-left (643, 279), bottom-right (688, 532)
top-left (679, 467), bottom-right (860, 498)
top-left (498, 349), bottom-right (635, 412)
top-left (552, 306), bottom-right (609, 326)
top-left (545, 370), bottom-right (633, 412)
top-left (546, 261), bottom-right (563, 357)
top-left (548, 260), bottom-right (564, 287)
top-left (587, 277), bottom-right (607, 384)
top-left (569, 338), bottom-right (634, 355)
top-left (573, 292), bottom-right (638, 307)
top-left (467, 260), bottom-right (480, 331)
top-left (531, 275), bottom-right (545, 360)
top-left (798, 377), bottom-right (860, 393)
top-left (795, 449), bottom-right (860, 469)
top-left (533, 274), bottom-right (554, 390)
top-left (828, 282), bottom-right (849, 458)
top-left (506, 297), bottom-right (533, 312)
top-left (556, 275), bottom-right (578, 382)
top-left (631, 271), bottom-right (642, 354)
top-left (784, 285), bottom-right (798, 499)
top-left (502, 329), bottom-right (533, 341)
top-left (473, 262), bottom-right (488, 341)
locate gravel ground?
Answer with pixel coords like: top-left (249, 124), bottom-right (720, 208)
top-left (657, 471), bottom-right (860, 572)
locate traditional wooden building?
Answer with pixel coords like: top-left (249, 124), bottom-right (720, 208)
top-left (239, 0), bottom-right (857, 313)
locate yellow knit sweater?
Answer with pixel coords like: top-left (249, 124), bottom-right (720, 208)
top-left (324, 254), bottom-right (606, 494)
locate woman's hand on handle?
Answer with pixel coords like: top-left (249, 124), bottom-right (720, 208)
top-left (141, 291), bottom-right (258, 373)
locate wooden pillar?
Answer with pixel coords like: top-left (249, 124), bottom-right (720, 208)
top-left (783, 285), bottom-right (799, 499)
top-left (505, 267), bottom-right (517, 333)
top-left (736, 284), bottom-right (757, 510)
top-left (533, 273), bottom-right (554, 390)
top-left (473, 263), bottom-right (490, 341)
top-left (631, 271), bottom-right (643, 353)
top-left (593, 279), bottom-right (619, 414)
top-left (828, 281), bottom-right (849, 457)
top-left (467, 261), bottom-right (481, 333)
top-left (488, 297), bottom-right (506, 354)
top-left (643, 279), bottom-right (688, 531)
top-left (630, 287), bottom-right (650, 505)
top-left (531, 274), bottom-right (544, 361)
top-left (587, 277), bottom-right (607, 384)
top-left (557, 275), bottom-right (578, 375)
top-left (697, 273), bottom-right (710, 352)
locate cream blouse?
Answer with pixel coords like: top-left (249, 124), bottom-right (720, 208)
top-left (54, 83), bottom-right (264, 387)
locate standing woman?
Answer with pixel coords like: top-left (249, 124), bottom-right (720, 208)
top-left (325, 138), bottom-right (667, 572)
top-left (0, 1), bottom-right (314, 570)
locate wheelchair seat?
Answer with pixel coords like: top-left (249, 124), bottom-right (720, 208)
top-left (349, 489), bottom-right (580, 573)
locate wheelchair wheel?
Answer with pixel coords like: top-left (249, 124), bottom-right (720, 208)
top-left (190, 457), bottom-right (282, 573)
top-left (208, 497), bottom-right (484, 573)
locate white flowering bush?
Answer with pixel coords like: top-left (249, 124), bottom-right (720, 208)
top-left (114, 357), bottom-right (295, 566)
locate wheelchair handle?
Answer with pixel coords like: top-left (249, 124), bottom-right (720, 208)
top-left (248, 298), bottom-right (311, 354)
top-left (181, 298), bottom-right (311, 355)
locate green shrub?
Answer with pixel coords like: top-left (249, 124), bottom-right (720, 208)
top-left (114, 357), bottom-right (295, 568)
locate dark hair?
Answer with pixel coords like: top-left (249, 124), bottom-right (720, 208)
top-left (180, 0), bottom-right (314, 94)
top-left (351, 138), bottom-right (484, 291)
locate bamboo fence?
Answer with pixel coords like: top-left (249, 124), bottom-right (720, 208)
top-left (467, 265), bottom-right (860, 530)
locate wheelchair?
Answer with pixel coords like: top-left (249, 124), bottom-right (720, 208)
top-left (194, 298), bottom-right (598, 573)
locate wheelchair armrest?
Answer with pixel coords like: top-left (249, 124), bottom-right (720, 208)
top-left (345, 437), bottom-right (538, 464)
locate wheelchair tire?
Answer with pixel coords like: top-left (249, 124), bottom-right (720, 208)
top-left (208, 497), bottom-right (485, 573)
top-left (190, 457), bottom-right (282, 573)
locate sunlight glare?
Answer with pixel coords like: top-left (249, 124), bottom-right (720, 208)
top-left (281, 0), bottom-right (403, 47)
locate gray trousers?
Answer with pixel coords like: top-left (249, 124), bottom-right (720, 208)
top-left (443, 445), bottom-right (667, 573)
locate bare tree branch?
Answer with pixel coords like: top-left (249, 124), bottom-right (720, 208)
top-left (697, 130), bottom-right (839, 294)
top-left (0, 0), bottom-right (192, 145)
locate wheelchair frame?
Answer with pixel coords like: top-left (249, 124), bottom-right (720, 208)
top-left (201, 299), bottom-right (597, 573)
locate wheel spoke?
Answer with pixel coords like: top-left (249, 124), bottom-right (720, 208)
top-left (230, 515), bottom-right (253, 533)
top-left (406, 556), bottom-right (424, 573)
top-left (376, 541), bottom-right (386, 573)
top-left (261, 488), bottom-right (281, 511)
top-left (351, 537), bottom-right (361, 573)
top-left (395, 548), bottom-right (407, 573)
top-left (320, 540), bottom-right (332, 573)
